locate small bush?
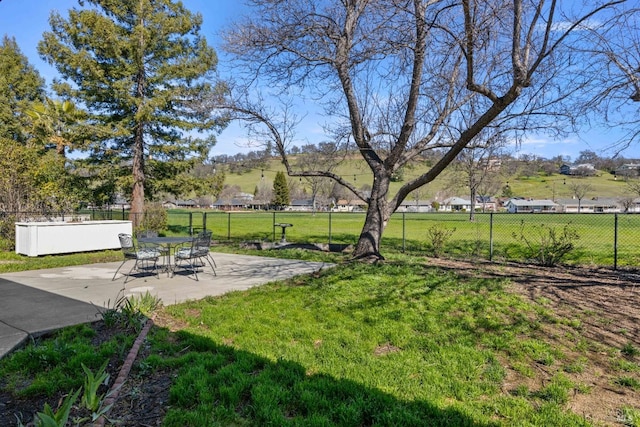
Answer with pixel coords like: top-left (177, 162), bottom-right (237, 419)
top-left (426, 224), bottom-right (455, 257)
top-left (513, 221), bottom-right (579, 266)
top-left (140, 202), bottom-right (168, 234)
top-left (0, 214), bottom-right (17, 250)
top-left (97, 290), bottom-right (161, 332)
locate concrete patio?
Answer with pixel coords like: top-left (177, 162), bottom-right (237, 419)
top-left (0, 252), bottom-right (333, 358)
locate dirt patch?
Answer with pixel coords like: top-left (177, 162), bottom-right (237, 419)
top-left (105, 340), bottom-right (172, 427)
top-left (374, 343), bottom-right (401, 356)
top-left (425, 257), bottom-right (640, 425)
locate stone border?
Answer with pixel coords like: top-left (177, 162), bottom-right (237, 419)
top-left (93, 316), bottom-right (154, 427)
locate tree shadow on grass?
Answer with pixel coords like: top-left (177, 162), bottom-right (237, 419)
top-left (157, 329), bottom-right (496, 427)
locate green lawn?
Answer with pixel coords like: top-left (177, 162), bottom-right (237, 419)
top-left (187, 211), bottom-right (640, 268)
top-left (2, 252), bottom-right (638, 425)
top-left (120, 257), bottom-right (639, 425)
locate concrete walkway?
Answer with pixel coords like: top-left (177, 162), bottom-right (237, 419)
top-left (0, 252), bottom-right (332, 358)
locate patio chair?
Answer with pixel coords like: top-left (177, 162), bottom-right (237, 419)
top-left (137, 230), bottom-right (158, 239)
top-left (197, 230), bottom-right (217, 268)
top-left (172, 230), bottom-right (216, 280)
top-left (137, 229), bottom-right (169, 260)
top-left (112, 233), bottom-right (162, 283)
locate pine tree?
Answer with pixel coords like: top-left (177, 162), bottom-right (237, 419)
top-left (272, 171), bottom-right (290, 209)
top-left (38, 0), bottom-right (227, 226)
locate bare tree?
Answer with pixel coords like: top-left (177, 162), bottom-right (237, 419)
top-left (453, 132), bottom-right (505, 221)
top-left (625, 179), bottom-right (640, 199)
top-left (568, 181), bottom-right (593, 213)
top-left (223, 0), bottom-right (630, 261)
top-left (582, 4), bottom-right (640, 153)
top-left (618, 196), bottom-right (635, 213)
top-left (253, 180), bottom-right (273, 208)
top-left (218, 184), bottom-right (243, 208)
top-left (296, 143), bottom-right (344, 212)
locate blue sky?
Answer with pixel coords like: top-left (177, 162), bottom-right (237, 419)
top-left (1, 0), bottom-right (637, 161)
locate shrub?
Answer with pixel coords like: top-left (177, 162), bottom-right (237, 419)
top-left (140, 202), bottom-right (168, 233)
top-left (0, 214), bottom-right (17, 250)
top-left (426, 224), bottom-right (455, 257)
top-left (513, 221), bottom-right (579, 266)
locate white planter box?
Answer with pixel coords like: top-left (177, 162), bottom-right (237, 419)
top-left (15, 221), bottom-right (132, 257)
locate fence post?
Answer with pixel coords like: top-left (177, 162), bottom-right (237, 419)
top-left (227, 212), bottom-right (231, 240)
top-left (203, 212), bottom-right (207, 233)
top-left (402, 212), bottom-right (406, 253)
top-left (489, 212), bottom-right (494, 261)
top-left (328, 211), bottom-right (332, 245)
top-left (614, 213), bottom-right (618, 270)
top-left (273, 211), bottom-right (276, 242)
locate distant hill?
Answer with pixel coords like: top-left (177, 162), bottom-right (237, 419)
top-left (217, 157), bottom-right (630, 202)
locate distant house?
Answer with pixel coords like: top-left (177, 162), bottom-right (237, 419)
top-left (476, 196), bottom-right (498, 212)
top-left (440, 197), bottom-right (472, 212)
top-left (505, 199), bottom-right (557, 213)
top-left (333, 198), bottom-right (367, 212)
top-left (481, 158), bottom-right (502, 171)
top-left (175, 199), bottom-right (198, 208)
top-left (212, 198), bottom-right (250, 211)
top-left (287, 199), bottom-right (315, 211)
top-left (614, 163), bottom-right (640, 178)
top-left (556, 198), bottom-right (620, 213)
top-left (625, 198), bottom-right (640, 213)
top-left (162, 201), bottom-right (178, 209)
top-left (110, 195), bottom-right (130, 210)
top-left (216, 198), bottom-right (246, 210)
top-left (399, 199), bottom-right (433, 212)
top-left (559, 163), bottom-right (596, 176)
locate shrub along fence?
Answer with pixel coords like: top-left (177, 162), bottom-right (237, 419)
top-left (2, 210), bottom-right (639, 269)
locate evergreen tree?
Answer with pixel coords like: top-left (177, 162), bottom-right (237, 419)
top-left (0, 36), bottom-right (45, 143)
top-left (272, 171), bottom-right (290, 209)
top-left (38, 0), bottom-right (227, 226)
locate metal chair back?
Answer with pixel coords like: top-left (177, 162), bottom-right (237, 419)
top-left (137, 230), bottom-right (158, 239)
top-left (118, 233), bottom-right (136, 258)
top-left (196, 230), bottom-right (213, 252)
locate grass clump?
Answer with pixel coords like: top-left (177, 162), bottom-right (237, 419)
top-left (619, 406), bottom-right (640, 427)
top-left (622, 342), bottom-right (640, 358)
top-left (0, 324), bottom-right (132, 400)
top-left (0, 250), bottom-right (122, 273)
top-left (614, 376), bottom-right (640, 390)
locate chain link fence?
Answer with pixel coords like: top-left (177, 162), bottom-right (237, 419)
top-left (2, 209), bottom-right (639, 269)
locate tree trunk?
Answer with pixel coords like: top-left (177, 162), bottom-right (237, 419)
top-left (352, 175), bottom-right (391, 262)
top-left (469, 187), bottom-right (476, 221)
top-left (130, 124), bottom-right (145, 229)
top-left (130, 6), bottom-right (146, 230)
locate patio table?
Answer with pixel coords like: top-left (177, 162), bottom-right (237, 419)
top-left (138, 236), bottom-right (192, 274)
